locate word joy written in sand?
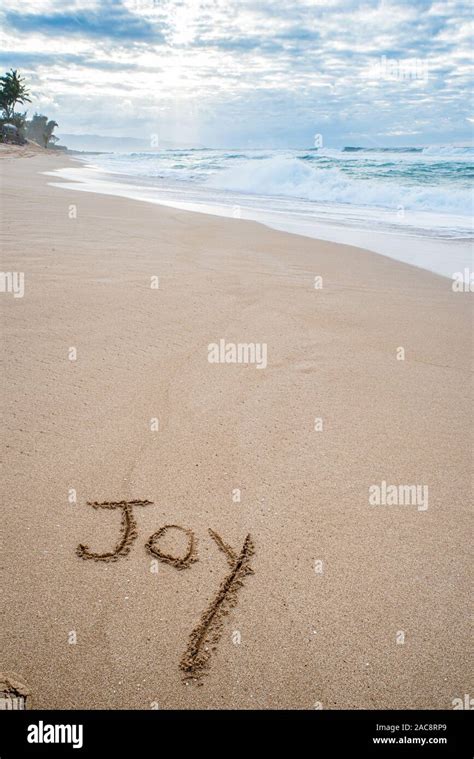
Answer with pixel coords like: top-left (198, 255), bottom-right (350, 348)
top-left (76, 500), bottom-right (254, 680)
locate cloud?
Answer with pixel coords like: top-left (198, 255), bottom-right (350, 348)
top-left (0, 51), bottom-right (141, 71)
top-left (0, 0), bottom-right (472, 146)
top-left (4, 0), bottom-right (163, 42)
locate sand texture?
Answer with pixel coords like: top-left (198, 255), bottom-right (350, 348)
top-left (0, 151), bottom-right (472, 709)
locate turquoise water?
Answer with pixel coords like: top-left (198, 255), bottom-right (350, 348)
top-left (46, 145), bottom-right (474, 277)
top-left (83, 145), bottom-right (474, 220)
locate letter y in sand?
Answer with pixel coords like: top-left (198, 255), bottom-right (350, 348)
top-left (180, 529), bottom-right (254, 680)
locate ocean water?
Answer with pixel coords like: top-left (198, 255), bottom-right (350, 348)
top-left (47, 146), bottom-right (474, 278)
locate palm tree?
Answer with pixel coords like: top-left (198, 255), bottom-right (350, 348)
top-left (43, 119), bottom-right (58, 148)
top-left (0, 69), bottom-right (31, 121)
top-left (26, 114), bottom-right (59, 148)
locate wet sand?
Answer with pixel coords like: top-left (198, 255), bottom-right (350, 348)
top-left (0, 148), bottom-right (471, 709)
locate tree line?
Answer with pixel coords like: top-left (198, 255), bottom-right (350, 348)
top-left (0, 69), bottom-right (60, 148)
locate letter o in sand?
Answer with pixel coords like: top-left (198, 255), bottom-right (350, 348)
top-left (145, 525), bottom-right (197, 570)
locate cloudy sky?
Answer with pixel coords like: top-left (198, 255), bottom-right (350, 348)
top-left (0, 0), bottom-right (472, 148)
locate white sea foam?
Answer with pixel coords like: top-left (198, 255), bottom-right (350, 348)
top-left (421, 145), bottom-right (474, 158)
top-left (206, 157), bottom-right (473, 216)
top-left (46, 144), bottom-right (474, 279)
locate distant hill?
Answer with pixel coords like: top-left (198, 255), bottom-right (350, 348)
top-left (57, 133), bottom-right (205, 153)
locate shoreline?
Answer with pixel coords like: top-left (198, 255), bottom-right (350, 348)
top-left (43, 151), bottom-right (474, 280)
top-left (1, 150), bottom-right (472, 709)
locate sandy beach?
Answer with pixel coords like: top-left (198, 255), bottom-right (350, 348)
top-left (0, 148), bottom-right (472, 709)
